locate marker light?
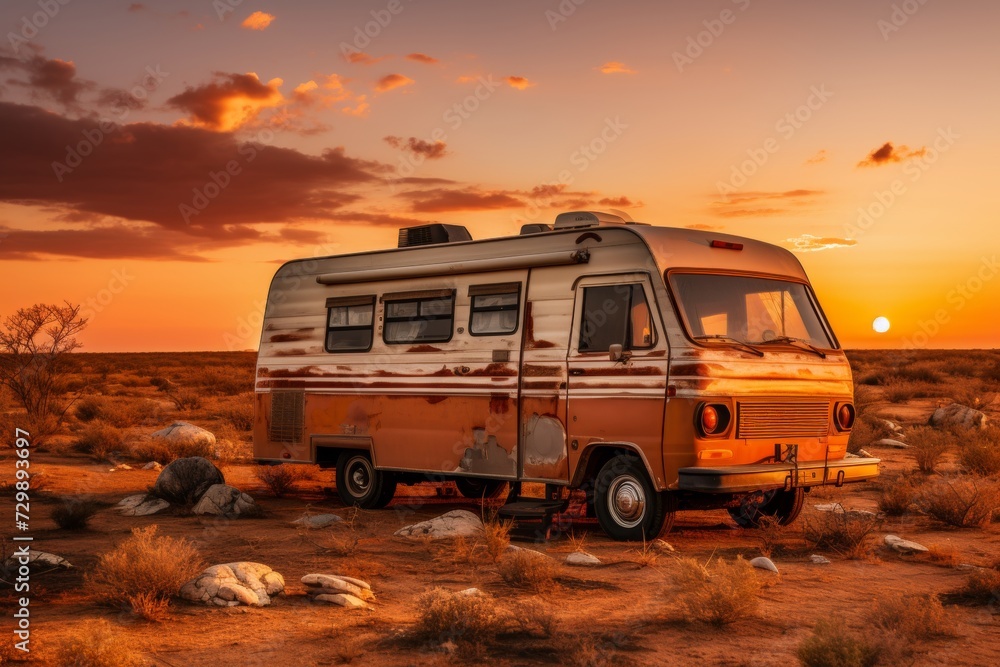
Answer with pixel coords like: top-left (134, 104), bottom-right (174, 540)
top-left (710, 240), bottom-right (744, 250)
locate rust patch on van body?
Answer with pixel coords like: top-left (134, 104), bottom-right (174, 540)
top-left (269, 331), bottom-right (312, 343)
top-left (407, 345), bottom-right (442, 352)
top-left (468, 363), bottom-right (517, 377)
top-left (524, 302), bottom-right (557, 349)
top-left (489, 393), bottom-right (510, 414)
top-left (523, 364), bottom-right (562, 377)
top-left (274, 348), bottom-right (308, 357)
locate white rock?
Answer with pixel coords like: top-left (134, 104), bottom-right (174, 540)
top-left (151, 420), bottom-right (217, 449)
top-left (179, 562), bottom-right (284, 607)
top-left (192, 484), bottom-right (257, 518)
top-left (809, 554), bottom-right (831, 565)
top-left (292, 513), bottom-right (342, 529)
top-left (880, 419), bottom-right (905, 435)
top-left (2, 550), bottom-right (72, 575)
top-left (142, 461), bottom-right (163, 471)
top-left (750, 556), bottom-right (779, 574)
top-left (456, 587), bottom-right (484, 597)
top-left (884, 535), bottom-right (929, 554)
top-left (302, 574), bottom-right (367, 599)
top-left (566, 551), bottom-right (601, 567)
top-left (313, 593), bottom-right (368, 609)
top-left (393, 510), bottom-right (484, 540)
top-left (109, 463), bottom-right (133, 472)
top-left (506, 544), bottom-right (556, 560)
top-left (117, 493), bottom-right (170, 516)
top-left (652, 539), bottom-right (676, 553)
top-left (813, 504), bottom-right (878, 518)
top-left (857, 449), bottom-right (875, 459)
top-left (929, 403), bottom-right (987, 430)
top-left (873, 438), bottom-right (910, 449)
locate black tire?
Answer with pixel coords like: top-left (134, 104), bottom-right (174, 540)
top-left (454, 477), bottom-right (508, 500)
top-left (594, 454), bottom-right (675, 541)
top-left (335, 451), bottom-right (397, 509)
top-left (727, 488), bottom-right (805, 528)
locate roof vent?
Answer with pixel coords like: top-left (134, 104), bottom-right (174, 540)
top-left (519, 223), bottom-right (554, 235)
top-left (397, 223), bottom-right (472, 248)
top-left (553, 210), bottom-right (633, 230)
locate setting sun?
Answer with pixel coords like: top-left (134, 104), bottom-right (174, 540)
top-left (873, 316), bottom-right (891, 333)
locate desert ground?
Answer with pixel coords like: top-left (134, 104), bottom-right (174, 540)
top-left (1, 350), bottom-right (999, 666)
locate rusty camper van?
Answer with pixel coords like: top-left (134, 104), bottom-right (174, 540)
top-left (254, 211), bottom-right (879, 540)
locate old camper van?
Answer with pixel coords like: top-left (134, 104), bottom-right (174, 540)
top-left (254, 211), bottom-right (879, 540)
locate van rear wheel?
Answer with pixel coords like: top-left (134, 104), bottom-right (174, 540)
top-left (728, 488), bottom-right (805, 528)
top-left (454, 477), bottom-right (507, 500)
top-left (336, 451), bottom-right (397, 509)
top-left (594, 454), bottom-right (675, 541)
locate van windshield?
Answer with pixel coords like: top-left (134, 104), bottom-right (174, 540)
top-left (669, 273), bottom-right (835, 349)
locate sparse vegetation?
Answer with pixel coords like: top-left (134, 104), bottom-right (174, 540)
top-left (669, 556), bottom-right (761, 627)
top-left (254, 464), bottom-right (313, 497)
top-left (868, 593), bottom-right (953, 639)
top-left (907, 426), bottom-right (952, 473)
top-left (51, 498), bottom-right (101, 530)
top-left (482, 514), bottom-right (512, 563)
top-left (957, 564), bottom-right (1000, 603)
top-left (915, 476), bottom-right (1000, 528)
top-left (959, 426), bottom-right (1000, 475)
top-left (53, 619), bottom-right (146, 667)
top-left (414, 588), bottom-right (508, 644)
top-left (73, 421), bottom-right (126, 461)
top-left (221, 394), bottom-right (254, 431)
top-left (87, 525), bottom-right (203, 614)
top-left (496, 549), bottom-right (559, 592)
top-left (876, 476), bottom-right (915, 516)
top-left (796, 618), bottom-right (880, 667)
top-left (803, 509), bottom-right (882, 560)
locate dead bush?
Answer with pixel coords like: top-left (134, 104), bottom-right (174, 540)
top-left (868, 593), bottom-right (953, 639)
top-left (126, 592), bottom-right (170, 622)
top-left (414, 588), bottom-right (508, 645)
top-left (75, 396), bottom-right (104, 422)
top-left (482, 515), bottom-right (512, 563)
top-left (755, 514), bottom-right (785, 557)
top-left (883, 379), bottom-right (918, 403)
top-left (73, 421), bottom-right (126, 461)
top-left (877, 476), bottom-right (915, 516)
top-left (254, 464), bottom-right (313, 497)
top-left (959, 426), bottom-right (1000, 475)
top-left (496, 549), bottom-right (559, 592)
top-left (957, 565), bottom-right (1000, 604)
top-left (87, 525), bottom-right (203, 612)
top-left (53, 619), bottom-right (145, 667)
top-left (168, 388), bottom-right (203, 411)
top-left (847, 418), bottom-right (876, 454)
top-left (222, 394), bottom-right (254, 431)
top-left (803, 509), bottom-right (882, 559)
top-left (907, 426), bottom-right (952, 473)
top-left (915, 476), bottom-right (1000, 528)
top-left (128, 440), bottom-right (174, 464)
top-left (669, 556), bottom-right (761, 627)
top-left (51, 498), bottom-right (101, 530)
top-left (796, 618), bottom-right (880, 667)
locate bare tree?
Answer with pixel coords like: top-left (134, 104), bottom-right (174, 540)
top-left (0, 302), bottom-right (88, 437)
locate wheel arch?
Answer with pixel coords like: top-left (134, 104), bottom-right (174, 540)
top-left (571, 442), bottom-right (660, 490)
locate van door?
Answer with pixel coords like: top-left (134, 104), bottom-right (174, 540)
top-left (566, 274), bottom-right (669, 487)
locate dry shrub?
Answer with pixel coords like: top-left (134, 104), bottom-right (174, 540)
top-left (803, 510), bottom-right (882, 559)
top-left (669, 556), bottom-right (761, 627)
top-left (915, 476), bottom-right (1000, 528)
top-left (254, 464), bottom-right (313, 497)
top-left (958, 566), bottom-right (1000, 603)
top-left (868, 593), bottom-right (953, 639)
top-left (222, 394), bottom-right (254, 431)
top-left (924, 542), bottom-right (959, 566)
top-left (907, 426), bottom-right (952, 473)
top-left (755, 514), bottom-right (785, 557)
top-left (852, 385), bottom-right (878, 414)
top-left (496, 549), bottom-right (559, 592)
top-left (168, 388), bottom-right (202, 411)
top-left (876, 476), bottom-right (915, 516)
top-left (631, 539), bottom-right (659, 567)
top-left (127, 439), bottom-right (174, 464)
top-left (51, 498), bottom-right (101, 530)
top-left (414, 588), bottom-right (508, 645)
top-left (126, 592), bottom-right (170, 622)
top-left (482, 516), bottom-right (512, 563)
top-left (75, 396), bottom-right (104, 422)
top-left (797, 618), bottom-right (880, 667)
top-left (883, 379), bottom-right (918, 403)
top-left (87, 525), bottom-right (203, 612)
top-left (73, 421), bottom-right (125, 461)
top-left (54, 619), bottom-right (145, 667)
top-left (959, 426), bottom-right (1000, 475)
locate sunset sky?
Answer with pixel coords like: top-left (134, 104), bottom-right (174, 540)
top-left (1, 0), bottom-right (997, 351)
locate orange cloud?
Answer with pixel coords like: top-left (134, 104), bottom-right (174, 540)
top-left (710, 189), bottom-right (824, 218)
top-left (241, 11), bottom-right (275, 30)
top-left (597, 61), bottom-right (635, 74)
top-left (375, 73), bottom-right (414, 92)
top-left (805, 149), bottom-right (828, 165)
top-left (166, 72), bottom-right (284, 131)
top-left (504, 75), bottom-right (535, 90)
top-left (406, 53), bottom-right (439, 65)
top-left (785, 234), bottom-right (857, 252)
top-left (384, 136), bottom-right (449, 160)
top-left (344, 51), bottom-right (388, 66)
top-left (857, 142), bottom-right (927, 167)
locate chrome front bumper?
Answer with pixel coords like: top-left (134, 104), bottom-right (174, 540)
top-left (677, 457), bottom-right (880, 494)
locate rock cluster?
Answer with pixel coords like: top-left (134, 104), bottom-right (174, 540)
top-left (153, 456), bottom-right (225, 504)
top-left (302, 574), bottom-right (374, 608)
top-left (179, 562), bottom-right (284, 607)
top-left (192, 484), bottom-right (258, 518)
top-left (929, 403), bottom-right (987, 430)
top-left (117, 494), bottom-right (170, 516)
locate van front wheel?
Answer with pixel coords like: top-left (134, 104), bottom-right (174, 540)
top-left (728, 488), bottom-right (805, 528)
top-left (594, 454), bottom-right (674, 541)
top-left (336, 452), bottom-right (397, 509)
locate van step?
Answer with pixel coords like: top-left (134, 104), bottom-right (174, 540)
top-left (497, 499), bottom-right (568, 519)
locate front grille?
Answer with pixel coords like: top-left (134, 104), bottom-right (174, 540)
top-left (268, 391), bottom-right (304, 443)
top-left (737, 401), bottom-right (829, 439)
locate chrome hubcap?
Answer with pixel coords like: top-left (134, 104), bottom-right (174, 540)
top-left (608, 475), bottom-right (646, 528)
top-left (347, 457), bottom-right (371, 496)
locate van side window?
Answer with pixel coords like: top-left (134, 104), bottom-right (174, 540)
top-left (325, 295), bottom-right (375, 352)
top-left (469, 282), bottom-right (520, 335)
top-left (383, 289), bottom-right (456, 344)
top-left (579, 284), bottom-right (654, 352)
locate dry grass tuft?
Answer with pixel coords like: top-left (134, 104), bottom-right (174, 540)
top-left (868, 593), bottom-right (953, 639)
top-left (221, 394), bottom-right (254, 431)
top-left (53, 619), bottom-right (145, 667)
top-left (414, 588), bottom-right (508, 645)
top-left (959, 426), bottom-right (1000, 475)
top-left (957, 565), bottom-right (1000, 604)
top-left (126, 591), bottom-right (171, 622)
top-left (73, 421), bottom-right (126, 461)
top-left (876, 476), bottom-right (915, 516)
top-left (802, 510), bottom-right (882, 560)
top-left (796, 618), bottom-right (880, 667)
top-left (755, 515), bottom-right (785, 557)
top-left (254, 464), bottom-right (313, 497)
top-left (915, 476), bottom-right (1000, 528)
top-left (51, 498), bottom-right (101, 530)
top-left (669, 556), bottom-right (761, 627)
top-left (496, 549), bottom-right (559, 592)
top-left (87, 525), bottom-right (203, 613)
top-left (481, 513), bottom-right (512, 564)
top-left (907, 426), bottom-right (953, 473)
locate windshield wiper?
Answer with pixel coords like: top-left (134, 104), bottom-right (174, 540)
top-left (754, 336), bottom-right (827, 358)
top-left (693, 335), bottom-right (764, 357)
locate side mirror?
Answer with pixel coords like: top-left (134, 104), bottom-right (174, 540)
top-left (609, 344), bottom-right (631, 363)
